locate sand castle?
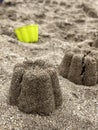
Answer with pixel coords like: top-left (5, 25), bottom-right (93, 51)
top-left (9, 60), bottom-right (62, 115)
top-left (59, 41), bottom-right (98, 86)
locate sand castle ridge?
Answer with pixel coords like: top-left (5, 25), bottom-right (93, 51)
top-left (59, 41), bottom-right (98, 86)
top-left (9, 60), bottom-right (62, 115)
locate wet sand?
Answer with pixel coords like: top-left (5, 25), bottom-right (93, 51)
top-left (0, 0), bottom-right (98, 130)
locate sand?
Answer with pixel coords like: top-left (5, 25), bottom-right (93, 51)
top-left (9, 60), bottom-right (62, 115)
top-left (0, 0), bottom-right (98, 130)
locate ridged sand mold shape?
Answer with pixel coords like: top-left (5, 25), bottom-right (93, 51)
top-left (58, 42), bottom-right (98, 86)
top-left (9, 60), bottom-right (62, 115)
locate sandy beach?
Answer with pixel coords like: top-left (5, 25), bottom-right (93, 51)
top-left (0, 0), bottom-right (98, 129)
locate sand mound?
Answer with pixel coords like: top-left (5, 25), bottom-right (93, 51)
top-left (59, 41), bottom-right (98, 86)
top-left (9, 60), bottom-right (62, 115)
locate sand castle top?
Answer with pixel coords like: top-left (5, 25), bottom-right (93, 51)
top-left (9, 59), bottom-right (62, 115)
top-left (59, 40), bottom-right (98, 86)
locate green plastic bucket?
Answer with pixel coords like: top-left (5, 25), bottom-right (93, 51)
top-left (15, 24), bottom-right (38, 43)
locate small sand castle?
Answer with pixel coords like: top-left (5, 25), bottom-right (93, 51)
top-left (9, 60), bottom-right (62, 115)
top-left (59, 41), bottom-right (98, 86)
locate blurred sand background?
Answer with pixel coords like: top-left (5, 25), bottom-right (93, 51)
top-left (0, 0), bottom-right (98, 130)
